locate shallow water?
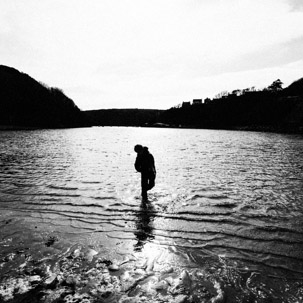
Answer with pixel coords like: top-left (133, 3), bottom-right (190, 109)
top-left (0, 127), bottom-right (303, 302)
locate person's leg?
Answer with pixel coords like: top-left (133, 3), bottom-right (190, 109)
top-left (141, 173), bottom-right (148, 200)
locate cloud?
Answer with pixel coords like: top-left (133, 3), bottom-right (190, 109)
top-left (285, 0), bottom-right (303, 11)
top-left (1, 0), bottom-right (303, 109)
top-left (199, 36), bottom-right (303, 78)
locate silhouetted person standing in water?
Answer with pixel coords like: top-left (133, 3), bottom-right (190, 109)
top-left (134, 145), bottom-right (156, 201)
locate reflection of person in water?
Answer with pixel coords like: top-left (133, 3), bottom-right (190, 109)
top-left (134, 145), bottom-right (156, 201)
top-left (134, 201), bottom-right (155, 251)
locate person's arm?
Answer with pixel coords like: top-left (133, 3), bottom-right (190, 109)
top-left (134, 156), bottom-right (141, 172)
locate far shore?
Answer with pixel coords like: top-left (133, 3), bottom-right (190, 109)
top-left (1, 124), bottom-right (302, 134)
top-left (0, 125), bottom-right (40, 130)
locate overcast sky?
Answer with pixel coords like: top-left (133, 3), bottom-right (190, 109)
top-left (1, 0), bottom-right (303, 110)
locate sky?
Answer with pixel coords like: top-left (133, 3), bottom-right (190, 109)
top-left (1, 0), bottom-right (303, 110)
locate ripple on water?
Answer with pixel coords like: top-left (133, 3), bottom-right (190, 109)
top-left (0, 128), bottom-right (303, 302)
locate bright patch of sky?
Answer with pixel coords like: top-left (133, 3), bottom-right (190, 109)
top-left (1, 0), bottom-right (303, 110)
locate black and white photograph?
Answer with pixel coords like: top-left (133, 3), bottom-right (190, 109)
top-left (1, 1), bottom-right (303, 302)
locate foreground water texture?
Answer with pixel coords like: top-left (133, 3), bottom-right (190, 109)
top-left (0, 127), bottom-right (303, 303)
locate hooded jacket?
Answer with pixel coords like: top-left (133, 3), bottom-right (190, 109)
top-left (135, 147), bottom-right (155, 174)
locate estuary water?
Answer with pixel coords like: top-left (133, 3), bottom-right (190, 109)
top-left (0, 127), bottom-right (303, 302)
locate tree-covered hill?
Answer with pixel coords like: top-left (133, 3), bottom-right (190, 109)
top-left (283, 77), bottom-right (303, 96)
top-left (0, 65), bottom-right (90, 129)
top-left (2, 64), bottom-right (302, 133)
top-left (160, 79), bottom-right (303, 133)
top-left (86, 78), bottom-right (303, 133)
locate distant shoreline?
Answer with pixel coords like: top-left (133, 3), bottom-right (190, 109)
top-left (1, 65), bottom-right (302, 134)
top-left (1, 124), bottom-right (302, 135)
top-left (0, 125), bottom-right (40, 131)
top-left (0, 125), bottom-right (91, 131)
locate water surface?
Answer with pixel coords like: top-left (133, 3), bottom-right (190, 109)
top-left (0, 127), bottom-right (303, 302)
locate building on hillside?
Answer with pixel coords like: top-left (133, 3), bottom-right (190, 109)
top-left (192, 99), bottom-right (202, 105)
top-left (182, 101), bottom-right (191, 108)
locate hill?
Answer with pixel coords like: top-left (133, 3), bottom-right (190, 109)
top-left (2, 65), bottom-right (302, 133)
top-left (159, 79), bottom-right (303, 133)
top-left (283, 78), bottom-right (303, 96)
top-left (0, 65), bottom-right (90, 129)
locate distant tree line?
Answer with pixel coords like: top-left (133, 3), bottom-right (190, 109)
top-left (85, 108), bottom-right (164, 127)
top-left (1, 64), bottom-right (303, 133)
top-left (159, 79), bottom-right (303, 132)
top-left (0, 65), bottom-right (90, 128)
top-left (85, 78), bottom-right (303, 133)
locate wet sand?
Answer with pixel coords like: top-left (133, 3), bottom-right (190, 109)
top-left (0, 242), bottom-right (225, 303)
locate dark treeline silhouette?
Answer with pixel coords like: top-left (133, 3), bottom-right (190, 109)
top-left (86, 78), bottom-right (303, 133)
top-left (0, 65), bottom-right (90, 129)
top-left (1, 64), bottom-right (302, 133)
top-left (85, 108), bottom-right (164, 127)
top-left (159, 79), bottom-right (303, 133)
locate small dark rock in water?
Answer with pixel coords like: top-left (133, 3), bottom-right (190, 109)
top-left (97, 259), bottom-right (112, 267)
top-left (45, 236), bottom-right (59, 247)
top-left (15, 248), bottom-right (28, 254)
